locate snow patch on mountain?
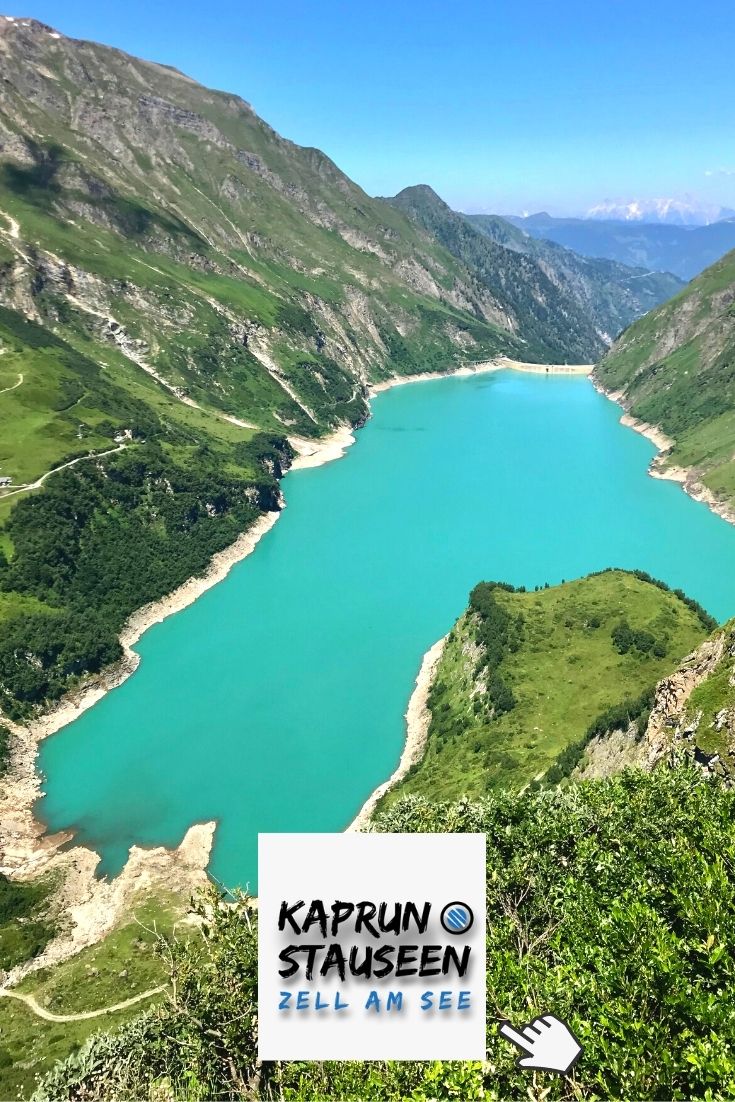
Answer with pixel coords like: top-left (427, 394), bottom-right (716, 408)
top-left (586, 198), bottom-right (732, 226)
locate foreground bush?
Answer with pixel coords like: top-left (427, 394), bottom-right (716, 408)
top-left (34, 766), bottom-right (735, 1100)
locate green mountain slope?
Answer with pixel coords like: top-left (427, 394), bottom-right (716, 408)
top-left (594, 248), bottom-right (735, 512)
top-left (0, 14), bottom-right (627, 718)
top-left (386, 570), bottom-right (713, 805)
top-left (0, 297), bottom-right (300, 719)
top-left (467, 212), bottom-right (685, 340)
top-left (0, 12), bottom-right (584, 454)
top-left (384, 185), bottom-right (605, 360)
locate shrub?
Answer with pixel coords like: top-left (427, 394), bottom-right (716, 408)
top-left (35, 768), bottom-right (735, 1101)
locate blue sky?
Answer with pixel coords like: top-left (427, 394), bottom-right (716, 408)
top-left (13, 0), bottom-right (735, 215)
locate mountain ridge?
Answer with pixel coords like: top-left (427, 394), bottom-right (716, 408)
top-left (384, 184), bottom-right (607, 360)
top-left (0, 13), bottom-right (532, 442)
top-left (465, 210), bottom-right (684, 340)
top-left (504, 211), bottom-right (735, 280)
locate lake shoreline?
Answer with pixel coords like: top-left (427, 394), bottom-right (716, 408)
top-left (0, 356), bottom-right (656, 920)
top-left (368, 356), bottom-right (592, 396)
top-left (0, 429), bottom-right (362, 981)
top-left (0, 426), bottom-right (363, 882)
top-left (494, 357), bottom-right (593, 376)
top-left (0, 510), bottom-right (286, 882)
top-left (347, 635), bottom-right (447, 831)
top-left (368, 358), bottom-right (502, 395)
top-left (0, 360), bottom-right (511, 887)
top-left (593, 377), bottom-right (735, 528)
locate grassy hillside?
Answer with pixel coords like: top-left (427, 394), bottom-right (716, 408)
top-left (0, 299), bottom-right (300, 719)
top-left (595, 248), bottom-right (735, 511)
top-left (388, 570), bottom-right (712, 804)
top-left (28, 769), bottom-right (735, 1101)
top-left (0, 891), bottom-right (183, 1099)
top-left (467, 212), bottom-right (685, 340)
top-left (0, 872), bottom-right (56, 972)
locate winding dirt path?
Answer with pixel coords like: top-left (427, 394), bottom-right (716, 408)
top-left (0, 984), bottom-right (165, 1022)
top-left (0, 371), bottom-right (23, 395)
top-left (0, 443), bottom-right (127, 500)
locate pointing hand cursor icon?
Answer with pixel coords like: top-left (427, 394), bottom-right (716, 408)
top-left (499, 1014), bottom-right (582, 1074)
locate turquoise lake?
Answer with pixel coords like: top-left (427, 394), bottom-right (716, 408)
top-left (36, 371), bottom-right (735, 890)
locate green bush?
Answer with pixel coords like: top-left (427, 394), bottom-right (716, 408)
top-left (591, 567), bottom-right (718, 634)
top-left (468, 582), bottom-right (522, 715)
top-left (0, 874), bottom-right (55, 970)
top-left (34, 767), bottom-right (735, 1101)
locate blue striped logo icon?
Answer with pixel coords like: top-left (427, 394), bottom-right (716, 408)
top-left (440, 901), bottom-right (474, 934)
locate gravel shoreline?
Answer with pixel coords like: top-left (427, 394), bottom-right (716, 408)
top-left (347, 636), bottom-right (447, 831)
top-left (594, 380), bottom-right (735, 527)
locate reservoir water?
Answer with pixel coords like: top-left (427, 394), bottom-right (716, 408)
top-left (36, 371), bottom-right (735, 889)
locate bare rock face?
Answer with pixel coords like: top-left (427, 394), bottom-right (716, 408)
top-left (644, 634), bottom-right (726, 760)
top-left (576, 624), bottom-right (735, 785)
top-left (642, 624), bottom-right (735, 779)
top-left (574, 722), bottom-right (649, 781)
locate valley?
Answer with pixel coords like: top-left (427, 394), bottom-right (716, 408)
top-left (0, 12), bottom-right (735, 1102)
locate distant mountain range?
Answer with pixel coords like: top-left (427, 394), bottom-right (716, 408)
top-left (585, 198), bottom-right (735, 226)
top-left (463, 210), bottom-right (684, 341)
top-left (502, 212), bottom-right (735, 281)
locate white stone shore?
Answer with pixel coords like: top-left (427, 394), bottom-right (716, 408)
top-left (347, 636), bottom-right (447, 831)
top-left (594, 381), bottom-right (735, 527)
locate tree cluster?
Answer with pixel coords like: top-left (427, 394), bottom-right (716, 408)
top-left (468, 582), bottom-right (522, 716)
top-left (0, 435), bottom-right (290, 717)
